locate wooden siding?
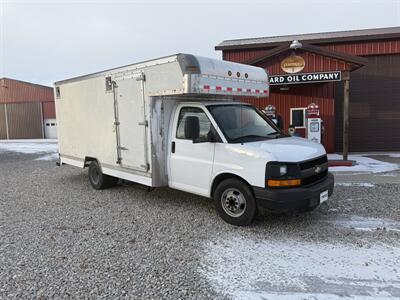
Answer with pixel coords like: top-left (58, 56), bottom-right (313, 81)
top-left (223, 48), bottom-right (273, 63)
top-left (256, 50), bottom-right (352, 75)
top-left (320, 39), bottom-right (400, 56)
top-left (221, 37), bottom-right (400, 152)
top-left (335, 54), bottom-right (400, 151)
top-left (223, 39), bottom-right (400, 62)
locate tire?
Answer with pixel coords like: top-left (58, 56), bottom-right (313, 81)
top-left (214, 178), bottom-right (257, 226)
top-left (88, 160), bottom-right (118, 190)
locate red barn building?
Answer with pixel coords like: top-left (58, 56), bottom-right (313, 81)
top-left (0, 78), bottom-right (56, 139)
top-left (216, 27), bottom-right (400, 153)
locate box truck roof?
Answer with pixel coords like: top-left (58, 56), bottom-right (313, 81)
top-left (54, 53), bottom-right (269, 98)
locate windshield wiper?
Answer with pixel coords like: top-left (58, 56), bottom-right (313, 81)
top-left (267, 131), bottom-right (289, 138)
top-left (230, 135), bottom-right (271, 142)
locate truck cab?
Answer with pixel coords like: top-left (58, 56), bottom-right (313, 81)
top-left (168, 101), bottom-right (334, 226)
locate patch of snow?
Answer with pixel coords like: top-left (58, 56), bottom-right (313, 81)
top-left (335, 182), bottom-right (375, 187)
top-left (366, 153), bottom-right (400, 159)
top-left (0, 140), bottom-right (58, 161)
top-left (35, 153), bottom-right (59, 161)
top-left (234, 291), bottom-right (398, 300)
top-left (332, 216), bottom-right (400, 233)
top-left (0, 139), bottom-right (57, 143)
top-left (377, 173), bottom-right (398, 177)
top-left (328, 154), bottom-right (399, 173)
top-left (334, 172), bottom-right (369, 176)
top-left (201, 236), bottom-right (400, 299)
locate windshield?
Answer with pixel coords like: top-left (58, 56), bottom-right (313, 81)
top-left (207, 104), bottom-right (283, 143)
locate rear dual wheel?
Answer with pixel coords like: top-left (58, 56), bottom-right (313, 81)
top-left (214, 178), bottom-right (257, 226)
top-left (88, 161), bottom-right (118, 190)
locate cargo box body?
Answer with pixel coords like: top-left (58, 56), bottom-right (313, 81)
top-left (55, 54), bottom-right (269, 187)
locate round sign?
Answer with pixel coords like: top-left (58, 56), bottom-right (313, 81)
top-left (280, 55), bottom-right (305, 74)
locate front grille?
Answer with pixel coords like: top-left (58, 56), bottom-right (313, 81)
top-left (299, 155), bottom-right (328, 170)
top-left (302, 170), bottom-right (328, 186)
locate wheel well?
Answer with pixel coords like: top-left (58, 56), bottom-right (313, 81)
top-left (210, 173), bottom-right (254, 198)
top-left (84, 157), bottom-right (98, 168)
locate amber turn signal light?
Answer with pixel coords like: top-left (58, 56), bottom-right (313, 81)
top-left (267, 179), bottom-right (301, 187)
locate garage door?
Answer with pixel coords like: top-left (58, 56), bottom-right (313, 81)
top-left (336, 54), bottom-right (400, 152)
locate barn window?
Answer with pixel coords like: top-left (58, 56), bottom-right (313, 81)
top-left (290, 107), bottom-right (306, 128)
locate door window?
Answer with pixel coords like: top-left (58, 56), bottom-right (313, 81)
top-left (290, 107), bottom-right (306, 128)
top-left (176, 107), bottom-right (212, 140)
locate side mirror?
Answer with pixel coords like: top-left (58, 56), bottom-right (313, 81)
top-left (207, 127), bottom-right (221, 143)
top-left (184, 116), bottom-right (200, 141)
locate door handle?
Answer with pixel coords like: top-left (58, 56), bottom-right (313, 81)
top-left (171, 141), bottom-right (175, 153)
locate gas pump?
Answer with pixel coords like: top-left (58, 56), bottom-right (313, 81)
top-left (263, 105), bottom-right (283, 130)
top-left (306, 103), bottom-right (322, 143)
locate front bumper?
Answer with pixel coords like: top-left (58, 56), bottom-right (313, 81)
top-left (253, 172), bottom-right (334, 214)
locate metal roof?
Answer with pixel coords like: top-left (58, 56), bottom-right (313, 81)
top-left (216, 26), bottom-right (400, 50)
top-left (0, 77), bottom-right (53, 90)
top-left (54, 54), bottom-right (181, 85)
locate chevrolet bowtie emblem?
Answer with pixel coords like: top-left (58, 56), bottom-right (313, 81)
top-left (315, 165), bottom-right (322, 173)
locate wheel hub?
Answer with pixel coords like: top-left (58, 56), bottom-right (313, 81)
top-left (221, 188), bottom-right (246, 218)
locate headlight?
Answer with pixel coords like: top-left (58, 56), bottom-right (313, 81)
top-left (266, 163), bottom-right (289, 178)
top-left (279, 165), bottom-right (287, 176)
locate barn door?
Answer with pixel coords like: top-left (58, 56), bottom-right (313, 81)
top-left (113, 73), bottom-right (149, 171)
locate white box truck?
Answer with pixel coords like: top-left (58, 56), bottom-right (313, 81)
top-left (55, 54), bottom-right (334, 226)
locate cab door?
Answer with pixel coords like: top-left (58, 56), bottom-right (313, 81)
top-left (168, 106), bottom-right (215, 196)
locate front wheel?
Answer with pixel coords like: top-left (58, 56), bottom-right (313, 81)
top-left (88, 160), bottom-right (118, 190)
top-left (214, 178), bottom-right (257, 226)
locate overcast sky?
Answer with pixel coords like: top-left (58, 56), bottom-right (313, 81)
top-left (0, 0), bottom-right (399, 86)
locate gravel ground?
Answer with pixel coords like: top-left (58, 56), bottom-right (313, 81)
top-left (1, 148), bottom-right (400, 299)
